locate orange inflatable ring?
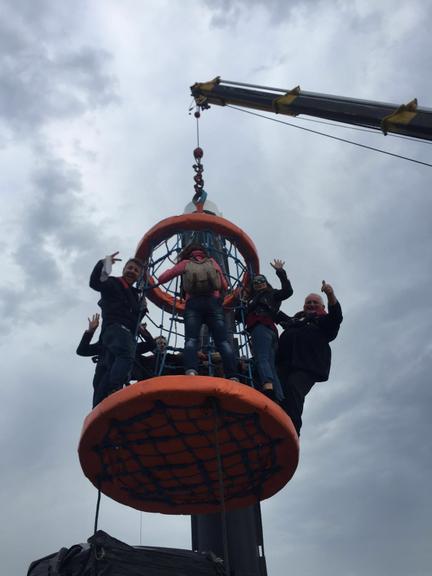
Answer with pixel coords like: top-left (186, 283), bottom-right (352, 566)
top-left (78, 376), bottom-right (299, 515)
top-left (135, 212), bottom-right (259, 313)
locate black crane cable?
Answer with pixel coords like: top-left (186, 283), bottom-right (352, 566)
top-left (284, 114), bottom-right (432, 144)
top-left (226, 105), bottom-right (432, 168)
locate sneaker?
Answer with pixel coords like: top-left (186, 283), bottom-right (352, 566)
top-left (229, 377), bottom-right (240, 382)
top-left (185, 369), bottom-right (198, 376)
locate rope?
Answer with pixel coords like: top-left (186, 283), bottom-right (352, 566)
top-left (90, 489), bottom-right (103, 576)
top-left (212, 398), bottom-right (231, 576)
top-left (93, 489), bottom-right (101, 535)
top-left (196, 109), bottom-right (200, 147)
top-left (226, 105), bottom-right (432, 168)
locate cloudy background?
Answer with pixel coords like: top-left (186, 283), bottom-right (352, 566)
top-left (1, 1), bottom-right (431, 574)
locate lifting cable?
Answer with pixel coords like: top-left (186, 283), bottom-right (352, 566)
top-left (212, 398), bottom-right (231, 576)
top-left (226, 105), bottom-right (432, 168)
top-left (93, 489), bottom-right (102, 535)
top-left (285, 114), bottom-right (432, 144)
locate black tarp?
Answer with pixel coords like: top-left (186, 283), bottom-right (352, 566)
top-left (28, 530), bottom-right (225, 576)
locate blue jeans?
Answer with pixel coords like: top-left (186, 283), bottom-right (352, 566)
top-left (95, 324), bottom-right (136, 405)
top-left (250, 324), bottom-right (284, 401)
top-left (184, 296), bottom-right (236, 378)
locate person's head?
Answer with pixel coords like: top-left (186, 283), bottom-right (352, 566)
top-left (155, 336), bottom-right (167, 352)
top-left (122, 258), bottom-right (144, 285)
top-left (178, 242), bottom-right (208, 261)
top-left (303, 293), bottom-right (325, 315)
top-left (252, 274), bottom-right (269, 292)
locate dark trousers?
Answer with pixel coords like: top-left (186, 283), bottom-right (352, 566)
top-left (91, 359), bottom-right (108, 408)
top-left (94, 324), bottom-right (136, 406)
top-left (184, 296), bottom-right (236, 378)
top-left (278, 367), bottom-right (315, 435)
top-left (250, 324), bottom-right (284, 401)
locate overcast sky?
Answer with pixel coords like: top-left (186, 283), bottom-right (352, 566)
top-left (1, 1), bottom-right (431, 575)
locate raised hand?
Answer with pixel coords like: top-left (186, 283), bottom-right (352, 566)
top-left (321, 280), bottom-right (337, 304)
top-left (270, 259), bottom-right (285, 270)
top-left (321, 280), bottom-right (334, 296)
top-left (87, 313), bottom-right (100, 332)
top-left (110, 251), bottom-right (122, 264)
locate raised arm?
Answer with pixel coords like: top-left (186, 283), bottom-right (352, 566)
top-left (270, 259), bottom-right (293, 301)
top-left (76, 314), bottom-right (102, 356)
top-left (89, 252), bottom-right (122, 291)
top-left (321, 280), bottom-right (338, 306)
top-left (87, 313), bottom-right (100, 332)
top-left (321, 281), bottom-right (343, 340)
top-left (158, 260), bottom-right (188, 285)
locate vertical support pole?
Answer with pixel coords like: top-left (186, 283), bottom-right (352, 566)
top-left (191, 503), bottom-right (268, 576)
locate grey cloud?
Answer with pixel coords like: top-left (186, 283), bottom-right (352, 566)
top-left (0, 286), bottom-right (24, 320)
top-left (0, 2), bottom-right (118, 134)
top-left (0, 154), bottom-right (106, 336)
top-left (0, 41), bottom-right (118, 133)
top-left (1, 0), bottom-right (79, 33)
top-left (15, 158), bottom-right (83, 280)
top-left (204, 0), bottom-right (324, 27)
top-left (0, 0), bottom-right (119, 334)
top-left (1, 2), bottom-right (431, 575)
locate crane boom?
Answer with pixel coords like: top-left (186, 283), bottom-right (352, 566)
top-left (191, 77), bottom-right (432, 142)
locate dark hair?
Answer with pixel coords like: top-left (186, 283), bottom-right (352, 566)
top-left (125, 257), bottom-right (144, 269)
top-left (179, 243), bottom-right (208, 261)
top-left (252, 274), bottom-right (267, 284)
top-left (250, 275), bottom-right (273, 294)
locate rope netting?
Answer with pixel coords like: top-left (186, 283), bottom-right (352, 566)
top-left (136, 224), bottom-right (256, 386)
top-left (80, 375), bottom-right (299, 513)
top-left (94, 398), bottom-right (283, 510)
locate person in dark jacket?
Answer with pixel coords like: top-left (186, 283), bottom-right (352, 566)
top-left (76, 313), bottom-right (107, 408)
top-left (89, 252), bottom-right (146, 404)
top-left (240, 260), bottom-right (293, 401)
top-left (76, 313), bottom-right (102, 358)
top-left (77, 313), bottom-right (156, 407)
top-left (134, 335), bottom-right (184, 379)
top-left (277, 281), bottom-right (343, 435)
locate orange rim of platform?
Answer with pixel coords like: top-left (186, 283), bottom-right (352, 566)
top-left (78, 376), bottom-right (299, 515)
top-left (135, 212), bottom-right (260, 313)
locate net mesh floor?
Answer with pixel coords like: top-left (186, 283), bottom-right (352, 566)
top-left (94, 398), bottom-right (283, 509)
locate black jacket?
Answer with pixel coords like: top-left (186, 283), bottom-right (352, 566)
top-left (76, 331), bottom-right (101, 357)
top-left (90, 260), bottom-right (144, 332)
top-left (243, 269), bottom-right (293, 324)
top-left (76, 329), bottom-right (155, 360)
top-left (277, 301), bottom-right (343, 382)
